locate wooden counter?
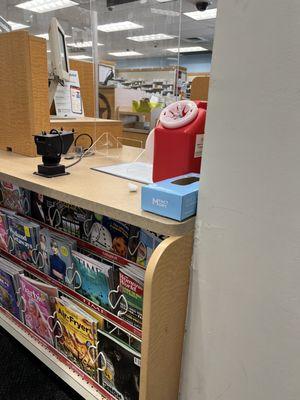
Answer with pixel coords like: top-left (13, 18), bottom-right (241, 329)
top-left (0, 147), bottom-right (194, 237)
top-left (0, 145), bottom-right (195, 400)
top-left (50, 117), bottom-right (123, 148)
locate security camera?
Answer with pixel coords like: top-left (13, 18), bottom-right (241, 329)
top-left (195, 1), bottom-right (212, 11)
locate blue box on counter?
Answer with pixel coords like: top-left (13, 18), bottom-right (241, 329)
top-left (141, 173), bottom-right (200, 221)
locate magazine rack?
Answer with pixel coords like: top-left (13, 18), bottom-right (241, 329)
top-left (0, 146), bottom-right (195, 400)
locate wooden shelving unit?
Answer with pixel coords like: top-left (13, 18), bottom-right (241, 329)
top-left (0, 146), bottom-right (195, 400)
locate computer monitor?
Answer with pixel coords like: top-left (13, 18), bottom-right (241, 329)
top-left (49, 17), bottom-right (70, 82)
top-left (99, 64), bottom-right (114, 85)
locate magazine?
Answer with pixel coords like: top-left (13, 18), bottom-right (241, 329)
top-left (59, 202), bottom-right (93, 241)
top-left (30, 192), bottom-right (60, 227)
top-left (0, 181), bottom-right (31, 215)
top-left (136, 230), bottom-right (166, 267)
top-left (0, 207), bottom-right (16, 251)
top-left (55, 296), bottom-right (99, 380)
top-left (103, 320), bottom-right (141, 354)
top-left (27, 278), bottom-right (58, 313)
top-left (41, 228), bottom-right (76, 285)
top-left (118, 265), bottom-right (145, 330)
top-left (98, 331), bottom-right (141, 400)
top-left (7, 215), bottom-right (40, 264)
top-left (0, 257), bottom-right (23, 320)
top-left (127, 226), bottom-right (141, 263)
top-left (72, 251), bottom-right (116, 309)
top-left (19, 275), bottom-right (54, 345)
top-left (102, 217), bottom-right (133, 258)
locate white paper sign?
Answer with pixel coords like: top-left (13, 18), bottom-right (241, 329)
top-left (54, 70), bottom-right (84, 118)
top-left (194, 134), bottom-right (204, 158)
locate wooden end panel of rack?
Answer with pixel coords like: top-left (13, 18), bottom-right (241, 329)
top-left (140, 234), bottom-right (194, 400)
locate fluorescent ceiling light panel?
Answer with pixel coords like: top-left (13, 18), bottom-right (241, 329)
top-left (16, 0), bottom-right (78, 13)
top-left (69, 55), bottom-right (92, 60)
top-left (67, 41), bottom-right (104, 48)
top-left (35, 32), bottom-right (71, 40)
top-left (8, 21), bottom-right (30, 30)
top-left (109, 51), bottom-right (143, 57)
top-left (167, 46), bottom-right (207, 53)
top-left (151, 8), bottom-right (180, 17)
top-left (127, 33), bottom-right (174, 42)
top-left (184, 8), bottom-right (217, 20)
top-left (156, 0), bottom-right (173, 2)
top-left (98, 21), bottom-right (143, 32)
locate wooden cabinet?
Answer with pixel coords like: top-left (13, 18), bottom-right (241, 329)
top-left (0, 31), bottom-right (50, 156)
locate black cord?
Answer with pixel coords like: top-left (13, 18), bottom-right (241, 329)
top-left (65, 134), bottom-right (101, 170)
top-left (65, 157), bottom-right (83, 169)
top-left (74, 133), bottom-right (93, 150)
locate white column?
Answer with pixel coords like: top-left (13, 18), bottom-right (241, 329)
top-left (180, 1), bottom-right (300, 399)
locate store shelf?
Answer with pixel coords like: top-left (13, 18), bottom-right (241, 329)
top-left (0, 148), bottom-right (195, 400)
top-left (0, 307), bottom-right (111, 400)
top-left (0, 248), bottom-right (142, 339)
top-left (0, 147), bottom-right (195, 237)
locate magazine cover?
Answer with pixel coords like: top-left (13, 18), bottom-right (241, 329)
top-left (118, 266), bottom-right (144, 330)
top-left (102, 217), bottom-right (132, 258)
top-left (0, 259), bottom-right (23, 320)
top-left (72, 251), bottom-right (114, 309)
top-left (19, 275), bottom-right (54, 345)
top-left (7, 215), bottom-right (40, 264)
top-left (136, 230), bottom-right (165, 267)
top-left (1, 181), bottom-right (31, 215)
top-left (103, 321), bottom-right (141, 354)
top-left (98, 331), bottom-right (141, 400)
top-left (87, 214), bottom-right (112, 251)
top-left (28, 278), bottom-right (59, 313)
top-left (55, 296), bottom-right (98, 380)
top-left (42, 229), bottom-right (76, 285)
top-left (59, 203), bottom-right (93, 241)
top-left (0, 210), bottom-right (10, 251)
top-left (30, 192), bottom-right (60, 227)
top-left (126, 226), bottom-right (141, 263)
top-left (0, 208), bottom-right (17, 251)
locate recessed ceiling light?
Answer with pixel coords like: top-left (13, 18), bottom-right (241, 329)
top-left (167, 46), bottom-right (208, 53)
top-left (127, 33), bottom-right (174, 42)
top-left (67, 41), bottom-right (104, 48)
top-left (184, 8), bottom-right (217, 21)
top-left (47, 49), bottom-right (51, 53)
top-left (156, 0), bottom-right (173, 2)
top-left (8, 21), bottom-right (30, 30)
top-left (69, 55), bottom-right (93, 60)
top-left (16, 0), bottom-right (78, 13)
top-left (109, 51), bottom-right (143, 57)
top-left (151, 8), bottom-right (180, 17)
top-left (98, 21), bottom-right (143, 32)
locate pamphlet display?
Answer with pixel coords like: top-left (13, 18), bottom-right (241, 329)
top-left (54, 70), bottom-right (84, 118)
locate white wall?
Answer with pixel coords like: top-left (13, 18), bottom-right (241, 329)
top-left (180, 1), bottom-right (300, 400)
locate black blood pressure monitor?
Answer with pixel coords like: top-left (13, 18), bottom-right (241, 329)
top-left (34, 129), bottom-right (74, 178)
